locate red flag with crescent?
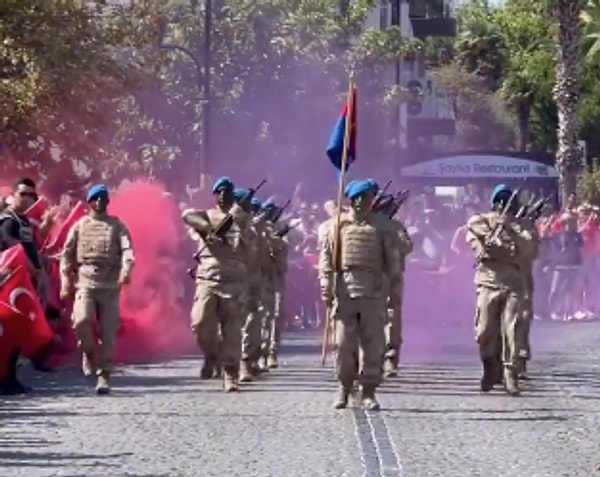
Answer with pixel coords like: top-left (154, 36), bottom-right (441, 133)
top-left (0, 244), bottom-right (53, 359)
top-left (24, 196), bottom-right (49, 247)
top-left (24, 196), bottom-right (49, 227)
top-left (0, 300), bottom-right (25, 379)
top-left (41, 201), bottom-right (86, 256)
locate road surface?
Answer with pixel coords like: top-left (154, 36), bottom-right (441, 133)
top-left (1, 319), bottom-right (599, 477)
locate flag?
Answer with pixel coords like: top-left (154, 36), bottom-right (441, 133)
top-left (42, 201), bottom-right (86, 255)
top-left (24, 196), bottom-right (49, 228)
top-left (326, 82), bottom-right (357, 171)
top-left (0, 300), bottom-right (26, 379)
top-left (0, 244), bottom-right (53, 359)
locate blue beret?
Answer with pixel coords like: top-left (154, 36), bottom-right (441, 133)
top-left (365, 178), bottom-right (379, 191)
top-left (212, 176), bottom-right (234, 194)
top-left (490, 184), bottom-right (512, 207)
top-left (233, 188), bottom-right (247, 203)
top-left (261, 201), bottom-right (277, 211)
top-left (87, 184), bottom-right (109, 202)
top-left (344, 179), bottom-right (377, 200)
top-left (251, 198), bottom-right (262, 209)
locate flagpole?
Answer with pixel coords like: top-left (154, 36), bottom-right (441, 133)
top-left (321, 71), bottom-right (356, 366)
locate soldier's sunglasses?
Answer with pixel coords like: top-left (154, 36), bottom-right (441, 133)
top-left (18, 191), bottom-right (37, 200)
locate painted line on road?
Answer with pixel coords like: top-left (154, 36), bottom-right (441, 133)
top-left (353, 408), bottom-right (403, 477)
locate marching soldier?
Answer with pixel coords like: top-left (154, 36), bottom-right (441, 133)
top-left (465, 184), bottom-right (536, 396)
top-left (251, 203), bottom-right (277, 372)
top-left (319, 179), bottom-right (401, 410)
top-left (372, 190), bottom-right (413, 378)
top-left (181, 177), bottom-right (250, 392)
top-left (516, 201), bottom-right (541, 379)
top-left (235, 190), bottom-right (264, 382)
top-left (60, 184), bottom-right (135, 395)
top-left (262, 202), bottom-right (290, 369)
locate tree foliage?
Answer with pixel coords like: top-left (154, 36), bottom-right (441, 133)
top-left (0, 0), bottom-right (160, 193)
top-left (3, 0), bottom-right (600, 196)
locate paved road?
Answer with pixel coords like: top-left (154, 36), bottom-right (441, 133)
top-left (1, 319), bottom-right (599, 477)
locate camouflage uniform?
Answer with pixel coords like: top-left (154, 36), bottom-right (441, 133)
top-left (266, 220), bottom-right (289, 368)
top-left (182, 181), bottom-right (249, 392)
top-left (383, 216), bottom-right (413, 377)
top-left (465, 185), bottom-right (536, 396)
top-left (319, 180), bottom-right (400, 411)
top-left (60, 185), bottom-right (135, 395)
top-left (516, 216), bottom-right (540, 378)
top-left (240, 203), bottom-right (268, 381)
top-left (254, 218), bottom-right (277, 371)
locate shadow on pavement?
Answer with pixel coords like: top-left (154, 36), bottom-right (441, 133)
top-left (0, 449), bottom-right (132, 468)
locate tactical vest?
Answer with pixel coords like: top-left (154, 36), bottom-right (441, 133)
top-left (339, 218), bottom-right (382, 272)
top-left (0, 210), bottom-right (34, 251)
top-left (198, 208), bottom-right (245, 260)
top-left (76, 216), bottom-right (120, 267)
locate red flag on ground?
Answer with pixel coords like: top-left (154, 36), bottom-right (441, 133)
top-left (0, 300), bottom-right (26, 380)
top-left (24, 197), bottom-right (49, 228)
top-left (42, 201), bottom-right (86, 256)
top-left (0, 244), bottom-right (53, 359)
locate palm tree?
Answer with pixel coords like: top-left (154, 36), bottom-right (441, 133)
top-left (553, 0), bottom-right (587, 204)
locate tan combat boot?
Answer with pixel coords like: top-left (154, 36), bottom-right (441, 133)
top-left (258, 356), bottom-right (269, 373)
top-left (81, 352), bottom-right (95, 378)
top-left (249, 361), bottom-right (261, 377)
top-left (213, 361), bottom-right (222, 378)
top-left (95, 371), bottom-right (110, 395)
top-left (517, 360), bottom-right (528, 380)
top-left (223, 376), bottom-right (239, 393)
top-left (239, 360), bottom-right (253, 383)
top-left (333, 385), bottom-right (351, 409)
top-left (383, 358), bottom-right (397, 378)
top-left (267, 352), bottom-right (278, 369)
top-left (504, 367), bottom-right (520, 396)
top-left (361, 386), bottom-right (380, 411)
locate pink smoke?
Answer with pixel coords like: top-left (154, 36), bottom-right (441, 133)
top-left (110, 180), bottom-right (195, 362)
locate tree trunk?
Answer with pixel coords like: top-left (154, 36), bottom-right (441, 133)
top-left (553, 0), bottom-right (586, 206)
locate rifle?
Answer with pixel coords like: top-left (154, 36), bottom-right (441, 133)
top-left (387, 189), bottom-right (410, 217)
top-left (187, 179), bottom-right (266, 279)
top-left (271, 199), bottom-right (291, 223)
top-left (371, 180), bottom-right (392, 211)
top-left (209, 179), bottom-right (266, 243)
top-left (475, 188), bottom-right (520, 262)
top-left (516, 194), bottom-right (550, 221)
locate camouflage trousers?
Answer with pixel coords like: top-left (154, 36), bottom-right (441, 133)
top-left (72, 287), bottom-right (121, 374)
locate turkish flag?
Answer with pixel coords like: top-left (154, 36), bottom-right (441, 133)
top-left (0, 300), bottom-right (25, 379)
top-left (41, 201), bottom-right (86, 256)
top-left (0, 244), bottom-right (53, 359)
top-left (24, 196), bottom-right (49, 228)
top-left (25, 196), bottom-right (49, 247)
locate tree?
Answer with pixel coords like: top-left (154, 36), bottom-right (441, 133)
top-left (128, 0), bottom-right (421, 192)
top-left (432, 63), bottom-right (514, 150)
top-left (493, 0), bottom-right (555, 152)
top-left (0, 0), bottom-right (161, 194)
top-left (552, 0), bottom-right (587, 204)
top-left (577, 159), bottom-right (600, 206)
top-left (581, 0), bottom-right (600, 60)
